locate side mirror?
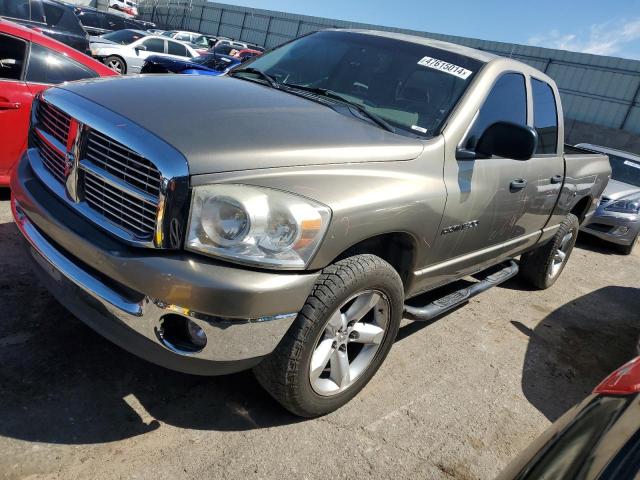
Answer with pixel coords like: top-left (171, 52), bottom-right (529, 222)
top-left (457, 122), bottom-right (538, 161)
top-left (135, 44), bottom-right (147, 52)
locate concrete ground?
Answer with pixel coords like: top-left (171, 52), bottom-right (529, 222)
top-left (0, 189), bottom-right (638, 480)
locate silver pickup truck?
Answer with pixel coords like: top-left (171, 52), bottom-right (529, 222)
top-left (11, 29), bottom-right (610, 416)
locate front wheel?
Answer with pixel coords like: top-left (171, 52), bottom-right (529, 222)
top-left (519, 213), bottom-right (579, 289)
top-left (254, 254), bottom-right (404, 417)
top-left (105, 56), bottom-right (126, 74)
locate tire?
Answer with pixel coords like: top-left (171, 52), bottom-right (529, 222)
top-left (618, 233), bottom-right (638, 255)
top-left (254, 254), bottom-right (404, 417)
top-left (105, 56), bottom-right (126, 74)
top-left (520, 213), bottom-right (579, 290)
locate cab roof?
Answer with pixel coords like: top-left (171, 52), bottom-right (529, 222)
top-left (337, 29), bottom-right (499, 63)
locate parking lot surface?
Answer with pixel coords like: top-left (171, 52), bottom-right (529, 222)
top-left (1, 190), bottom-right (638, 480)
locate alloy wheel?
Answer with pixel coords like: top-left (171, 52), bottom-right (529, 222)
top-left (309, 290), bottom-right (390, 396)
top-left (549, 232), bottom-right (574, 278)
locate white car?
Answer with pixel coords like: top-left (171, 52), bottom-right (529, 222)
top-left (110, 0), bottom-right (138, 16)
top-left (90, 30), bottom-right (199, 74)
top-left (161, 30), bottom-right (211, 49)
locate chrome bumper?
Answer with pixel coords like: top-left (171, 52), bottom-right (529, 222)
top-left (13, 200), bottom-right (300, 374)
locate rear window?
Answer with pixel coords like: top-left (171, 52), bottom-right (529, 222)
top-left (532, 78), bottom-right (559, 154)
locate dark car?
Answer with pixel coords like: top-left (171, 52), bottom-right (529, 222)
top-left (498, 356), bottom-right (640, 480)
top-left (72, 6), bottom-right (155, 36)
top-left (0, 0), bottom-right (89, 53)
top-left (140, 52), bottom-right (240, 75)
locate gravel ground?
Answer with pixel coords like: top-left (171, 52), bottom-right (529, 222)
top-left (1, 189), bottom-right (638, 480)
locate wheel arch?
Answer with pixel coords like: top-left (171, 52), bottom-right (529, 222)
top-left (331, 231), bottom-right (417, 290)
top-left (570, 195), bottom-right (593, 225)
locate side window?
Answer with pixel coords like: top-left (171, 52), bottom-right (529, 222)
top-left (0, 33), bottom-right (27, 81)
top-left (26, 43), bottom-right (97, 84)
top-left (0, 0), bottom-right (30, 20)
top-left (105, 15), bottom-right (126, 31)
top-left (29, 0), bottom-right (46, 23)
top-left (42, 2), bottom-right (64, 26)
top-left (531, 78), bottom-right (558, 154)
top-left (175, 33), bottom-right (190, 41)
top-left (167, 41), bottom-right (187, 57)
top-left (142, 38), bottom-right (165, 53)
top-left (78, 12), bottom-right (102, 29)
top-left (465, 73), bottom-right (527, 150)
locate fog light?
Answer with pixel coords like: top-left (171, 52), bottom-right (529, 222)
top-left (187, 320), bottom-right (207, 348)
top-left (611, 226), bottom-right (630, 236)
top-left (157, 314), bottom-right (207, 355)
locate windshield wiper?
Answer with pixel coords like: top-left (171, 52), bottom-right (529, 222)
top-left (282, 83), bottom-right (396, 133)
top-left (229, 67), bottom-right (279, 89)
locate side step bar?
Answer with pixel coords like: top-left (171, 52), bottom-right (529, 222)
top-left (403, 260), bottom-right (519, 322)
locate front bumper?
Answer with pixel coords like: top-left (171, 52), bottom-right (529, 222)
top-left (11, 153), bottom-right (319, 375)
top-left (581, 208), bottom-right (640, 246)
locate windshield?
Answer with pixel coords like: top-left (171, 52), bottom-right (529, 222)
top-left (101, 30), bottom-right (145, 45)
top-left (244, 31), bottom-right (483, 136)
top-left (609, 154), bottom-right (640, 187)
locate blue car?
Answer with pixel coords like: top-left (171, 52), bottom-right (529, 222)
top-left (140, 53), bottom-right (241, 76)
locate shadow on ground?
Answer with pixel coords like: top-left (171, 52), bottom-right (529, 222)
top-left (514, 286), bottom-right (640, 421)
top-left (0, 220), bottom-right (303, 445)
top-left (1, 209), bottom-right (637, 444)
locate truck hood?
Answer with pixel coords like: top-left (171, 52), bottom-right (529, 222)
top-left (57, 75), bottom-right (425, 175)
top-left (602, 179), bottom-right (640, 201)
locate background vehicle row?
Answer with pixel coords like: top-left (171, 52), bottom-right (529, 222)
top-left (0, 19), bottom-right (116, 185)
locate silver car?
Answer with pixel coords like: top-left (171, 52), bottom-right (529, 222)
top-left (579, 143), bottom-right (640, 254)
top-left (89, 29), bottom-right (199, 74)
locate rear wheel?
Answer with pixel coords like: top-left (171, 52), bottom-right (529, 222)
top-left (105, 56), bottom-right (126, 74)
top-left (520, 213), bottom-right (579, 289)
top-left (254, 254), bottom-right (404, 417)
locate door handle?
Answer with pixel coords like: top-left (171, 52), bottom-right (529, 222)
top-left (0, 100), bottom-right (21, 110)
top-left (551, 175), bottom-right (563, 184)
top-left (510, 179), bottom-right (527, 191)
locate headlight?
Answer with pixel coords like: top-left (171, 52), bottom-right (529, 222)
top-left (604, 198), bottom-right (640, 214)
top-left (186, 185), bottom-right (331, 269)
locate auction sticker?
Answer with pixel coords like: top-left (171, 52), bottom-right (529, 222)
top-left (417, 56), bottom-right (473, 79)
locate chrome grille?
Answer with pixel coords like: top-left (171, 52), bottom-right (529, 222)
top-left (36, 135), bottom-right (66, 183)
top-left (86, 130), bottom-right (162, 197)
top-left (30, 94), bottom-right (180, 247)
top-left (37, 101), bottom-right (71, 146)
top-left (83, 171), bottom-right (158, 238)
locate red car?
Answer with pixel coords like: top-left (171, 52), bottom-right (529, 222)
top-left (229, 48), bottom-right (263, 61)
top-left (0, 19), bottom-right (116, 186)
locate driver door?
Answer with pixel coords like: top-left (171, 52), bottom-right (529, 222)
top-left (0, 32), bottom-right (31, 181)
top-left (427, 73), bottom-right (542, 278)
top-left (129, 38), bottom-right (165, 73)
